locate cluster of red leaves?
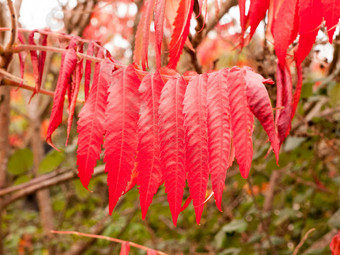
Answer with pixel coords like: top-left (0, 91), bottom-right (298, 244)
top-left (50, 46), bottom-right (277, 225)
top-left (239, 0), bottom-right (340, 143)
top-left (134, 0), bottom-right (195, 70)
top-left (21, 30), bottom-right (279, 225)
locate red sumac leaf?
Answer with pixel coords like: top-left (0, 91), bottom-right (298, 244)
top-left (275, 63), bottom-right (293, 144)
top-left (119, 242), bottom-right (130, 255)
top-left (207, 69), bottom-right (233, 211)
top-left (66, 44), bottom-right (84, 146)
top-left (154, 0), bottom-right (166, 68)
top-left (229, 67), bottom-right (254, 179)
top-left (272, 0), bottom-right (299, 66)
top-left (77, 60), bottom-right (114, 188)
top-left (17, 32), bottom-right (27, 86)
top-left (137, 71), bottom-right (164, 219)
top-left (84, 42), bottom-right (95, 101)
top-left (28, 30), bottom-right (40, 100)
top-left (147, 249), bottom-right (157, 255)
top-left (321, 0), bottom-right (340, 44)
top-left (247, 0), bottom-right (270, 40)
top-left (183, 74), bottom-right (209, 224)
top-left (104, 65), bottom-right (140, 214)
top-left (167, 0), bottom-right (194, 69)
top-left (295, 0), bottom-right (323, 65)
top-left (159, 76), bottom-right (186, 226)
top-left (243, 67), bottom-right (279, 162)
top-left (46, 48), bottom-right (77, 149)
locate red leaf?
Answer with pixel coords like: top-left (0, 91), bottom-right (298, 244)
top-left (275, 63), bottom-right (293, 144)
top-left (167, 0), bottom-right (194, 69)
top-left (291, 64), bottom-right (303, 122)
top-left (38, 34), bottom-right (48, 83)
top-left (154, 0), bottom-right (166, 68)
top-left (77, 60), bottom-right (114, 189)
top-left (119, 242), bottom-right (130, 255)
top-left (84, 42), bottom-right (95, 102)
top-left (330, 230), bottom-right (340, 255)
top-left (159, 76), bottom-right (186, 226)
top-left (66, 45), bottom-right (84, 146)
top-left (147, 249), bottom-right (157, 255)
top-left (104, 65), bottom-right (140, 214)
top-left (247, 0), bottom-right (270, 40)
top-left (322, 0), bottom-right (340, 43)
top-left (243, 67), bottom-right (279, 162)
top-left (272, 0), bottom-right (299, 66)
top-left (46, 49), bottom-right (77, 149)
top-left (295, 0), bottom-right (323, 65)
top-left (239, 0), bottom-right (247, 32)
top-left (137, 71), bottom-right (164, 219)
top-left (181, 195), bottom-right (192, 212)
top-left (183, 74), bottom-right (209, 224)
top-left (134, 0), bottom-right (156, 70)
top-left (28, 32), bottom-right (48, 101)
top-left (17, 32), bottom-right (27, 86)
top-left (229, 67), bottom-right (254, 179)
top-left (207, 69), bottom-right (233, 211)
top-left (28, 31), bottom-right (40, 98)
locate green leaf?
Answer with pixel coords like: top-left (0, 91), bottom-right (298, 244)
top-left (301, 82), bottom-right (313, 99)
top-left (38, 150), bottom-right (65, 174)
top-left (8, 149), bottom-right (33, 175)
top-left (328, 83), bottom-right (340, 107)
top-left (14, 175), bottom-right (31, 185)
top-left (220, 219), bottom-right (248, 233)
top-left (214, 219), bottom-right (248, 249)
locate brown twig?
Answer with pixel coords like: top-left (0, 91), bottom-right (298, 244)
top-left (292, 228), bottom-right (315, 255)
top-left (0, 78), bottom-right (84, 104)
top-left (51, 230), bottom-right (168, 255)
top-left (5, 0), bottom-right (17, 48)
top-left (12, 44), bottom-right (103, 62)
top-left (1, 165), bottom-right (105, 207)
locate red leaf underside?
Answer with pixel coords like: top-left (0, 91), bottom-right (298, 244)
top-left (104, 65), bottom-right (140, 214)
top-left (77, 60), bottom-right (114, 188)
top-left (243, 67), bottom-right (279, 162)
top-left (154, 0), bottom-right (166, 68)
top-left (46, 48), bottom-right (77, 149)
top-left (207, 69), bottom-right (233, 211)
top-left (84, 42), bottom-right (95, 101)
top-left (183, 74), bottom-right (209, 224)
top-left (119, 242), bottom-right (130, 255)
top-left (228, 67), bottom-right (254, 179)
top-left (167, 0), bottom-right (194, 69)
top-left (159, 76), bottom-right (186, 226)
top-left (137, 71), bottom-right (164, 219)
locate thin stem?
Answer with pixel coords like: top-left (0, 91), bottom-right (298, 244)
top-left (11, 44), bottom-right (197, 82)
top-left (1, 78), bottom-right (84, 104)
top-left (12, 44), bottom-right (103, 62)
top-left (292, 228), bottom-right (315, 255)
top-left (0, 27), bottom-right (101, 49)
top-left (247, 178), bottom-right (278, 255)
top-left (50, 230), bottom-right (168, 255)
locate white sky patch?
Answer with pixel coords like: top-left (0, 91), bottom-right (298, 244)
top-left (19, 0), bottom-right (60, 29)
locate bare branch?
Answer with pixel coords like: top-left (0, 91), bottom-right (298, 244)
top-left (5, 0), bottom-right (17, 48)
top-left (1, 78), bottom-right (85, 104)
top-left (51, 230), bottom-right (168, 255)
top-left (1, 166), bottom-right (105, 207)
top-left (292, 228), bottom-right (315, 255)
